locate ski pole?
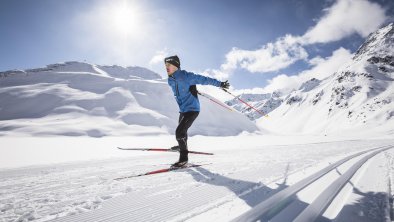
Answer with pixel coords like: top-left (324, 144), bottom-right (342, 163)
top-left (221, 88), bottom-right (268, 117)
top-left (197, 91), bottom-right (234, 112)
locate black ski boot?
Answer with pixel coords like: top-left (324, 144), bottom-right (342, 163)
top-left (170, 145), bottom-right (180, 151)
top-left (172, 138), bottom-right (188, 167)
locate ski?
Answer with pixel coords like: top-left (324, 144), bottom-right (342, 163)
top-left (117, 147), bottom-right (214, 155)
top-left (114, 163), bottom-right (209, 181)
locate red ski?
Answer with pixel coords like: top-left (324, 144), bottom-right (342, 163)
top-left (117, 147), bottom-right (214, 155)
top-left (114, 163), bottom-right (209, 181)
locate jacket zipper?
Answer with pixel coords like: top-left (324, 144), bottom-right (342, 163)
top-left (171, 76), bottom-right (180, 96)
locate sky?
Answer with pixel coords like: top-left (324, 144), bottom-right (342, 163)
top-left (0, 0), bottom-right (393, 93)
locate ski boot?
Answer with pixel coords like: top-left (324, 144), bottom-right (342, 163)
top-left (172, 138), bottom-right (189, 167)
top-left (170, 145), bottom-right (180, 151)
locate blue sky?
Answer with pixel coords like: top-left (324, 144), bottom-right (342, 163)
top-left (0, 0), bottom-right (393, 91)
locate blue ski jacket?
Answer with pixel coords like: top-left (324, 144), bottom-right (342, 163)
top-left (168, 69), bottom-right (221, 113)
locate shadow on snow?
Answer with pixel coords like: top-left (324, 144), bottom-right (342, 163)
top-left (185, 165), bottom-right (393, 222)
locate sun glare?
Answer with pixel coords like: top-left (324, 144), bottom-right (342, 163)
top-left (107, 1), bottom-right (142, 37)
top-left (76, 0), bottom-right (153, 64)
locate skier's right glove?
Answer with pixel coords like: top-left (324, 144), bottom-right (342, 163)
top-left (220, 80), bottom-right (230, 90)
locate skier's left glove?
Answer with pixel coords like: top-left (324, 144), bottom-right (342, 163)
top-left (220, 80), bottom-right (230, 90)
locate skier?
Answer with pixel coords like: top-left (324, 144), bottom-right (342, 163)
top-left (165, 55), bottom-right (230, 167)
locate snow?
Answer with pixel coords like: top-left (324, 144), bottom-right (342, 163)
top-left (325, 150), bottom-right (393, 221)
top-left (0, 61), bottom-right (257, 137)
top-left (1, 135), bottom-right (394, 222)
top-left (1, 24), bottom-right (393, 222)
top-left (226, 23), bottom-right (394, 136)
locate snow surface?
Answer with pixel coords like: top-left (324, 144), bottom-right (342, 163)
top-left (1, 135), bottom-right (394, 222)
top-left (1, 24), bottom-right (393, 222)
top-left (0, 61), bottom-right (257, 137)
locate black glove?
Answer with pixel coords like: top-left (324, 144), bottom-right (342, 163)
top-left (220, 80), bottom-right (230, 89)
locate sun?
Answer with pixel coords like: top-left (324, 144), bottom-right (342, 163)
top-left (107, 1), bottom-right (142, 37)
top-left (75, 0), bottom-right (152, 64)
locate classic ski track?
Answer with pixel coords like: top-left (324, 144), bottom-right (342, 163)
top-left (48, 161), bottom-right (281, 222)
top-left (0, 164), bottom-right (166, 201)
top-left (0, 160), bottom-right (182, 219)
top-left (49, 160), bottom-right (321, 222)
top-left (232, 144), bottom-right (394, 222)
top-left (5, 143), bottom-right (391, 222)
top-left (0, 157), bottom-right (164, 191)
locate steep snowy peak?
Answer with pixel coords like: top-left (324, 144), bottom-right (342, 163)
top-left (354, 23), bottom-right (393, 61)
top-left (282, 23), bottom-right (394, 112)
top-left (257, 23), bottom-right (394, 134)
top-left (299, 78), bottom-right (321, 92)
top-left (330, 23), bottom-right (394, 110)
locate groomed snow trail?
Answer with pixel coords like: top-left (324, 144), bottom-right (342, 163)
top-left (232, 145), bottom-right (394, 221)
top-left (1, 139), bottom-right (393, 222)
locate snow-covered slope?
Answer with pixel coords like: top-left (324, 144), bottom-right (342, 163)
top-left (229, 23), bottom-right (394, 135)
top-left (0, 62), bottom-right (257, 137)
top-left (225, 92), bottom-right (283, 120)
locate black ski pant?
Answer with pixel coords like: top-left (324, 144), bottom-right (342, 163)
top-left (175, 111), bottom-right (199, 151)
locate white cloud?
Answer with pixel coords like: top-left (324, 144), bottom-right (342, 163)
top-left (298, 47), bottom-right (353, 80)
top-left (262, 47), bottom-right (354, 93)
top-left (217, 0), bottom-right (388, 76)
top-left (149, 49), bottom-right (169, 65)
top-left (221, 35), bottom-right (308, 74)
top-left (301, 0), bottom-right (388, 44)
top-left (263, 74), bottom-right (301, 94)
top-left (202, 69), bottom-right (229, 81)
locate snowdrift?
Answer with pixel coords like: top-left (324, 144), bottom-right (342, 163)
top-left (0, 62), bottom-right (258, 137)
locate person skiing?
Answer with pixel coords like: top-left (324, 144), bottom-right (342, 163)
top-left (165, 55), bottom-right (230, 167)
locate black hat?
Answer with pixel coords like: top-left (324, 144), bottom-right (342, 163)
top-left (164, 55), bottom-right (180, 69)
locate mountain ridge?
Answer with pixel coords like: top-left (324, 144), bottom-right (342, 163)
top-left (0, 61), bottom-right (257, 137)
top-left (228, 23), bottom-right (394, 134)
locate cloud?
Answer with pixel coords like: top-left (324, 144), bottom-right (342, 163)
top-left (262, 47), bottom-right (353, 93)
top-left (301, 0), bottom-right (388, 44)
top-left (299, 47), bottom-right (353, 80)
top-left (221, 35), bottom-right (308, 74)
top-left (215, 34), bottom-right (307, 77)
top-left (149, 49), bottom-right (169, 65)
top-left (205, 35), bottom-right (307, 80)
top-left (217, 0), bottom-right (388, 76)
top-left (263, 74), bottom-right (301, 94)
top-left (202, 69), bottom-right (229, 81)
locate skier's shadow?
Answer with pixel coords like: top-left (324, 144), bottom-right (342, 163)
top-left (187, 164), bottom-right (290, 208)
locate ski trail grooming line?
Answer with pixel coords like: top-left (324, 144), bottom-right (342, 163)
top-left (293, 146), bottom-right (394, 222)
top-left (117, 147), bottom-right (214, 155)
top-left (232, 145), bottom-right (394, 222)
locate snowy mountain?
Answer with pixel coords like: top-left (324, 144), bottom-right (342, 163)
top-left (258, 23), bottom-right (394, 134)
top-left (225, 92), bottom-right (283, 120)
top-left (0, 62), bottom-right (257, 137)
